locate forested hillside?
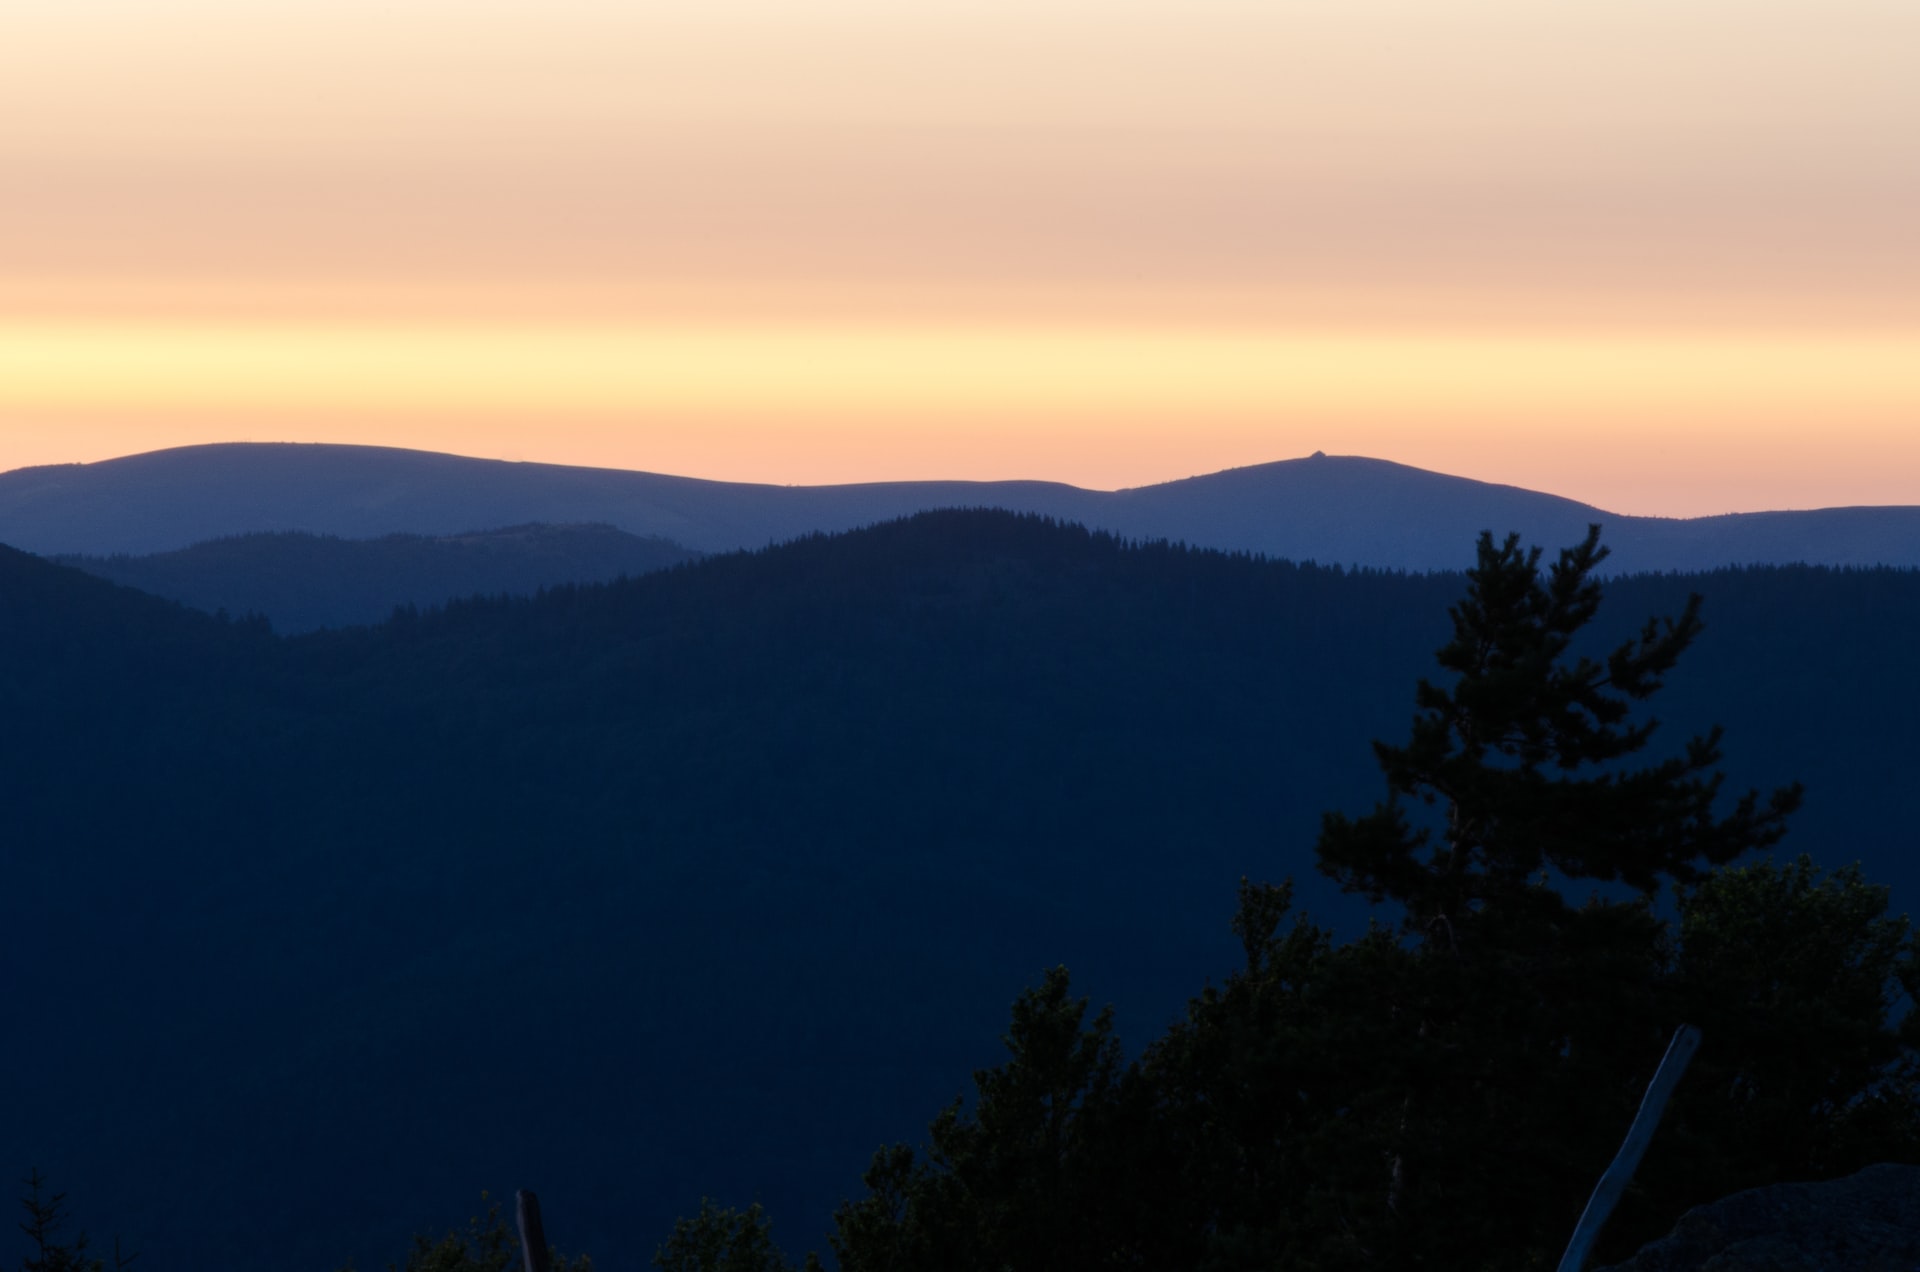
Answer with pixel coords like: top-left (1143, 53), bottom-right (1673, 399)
top-left (56, 522), bottom-right (699, 632)
top-left (4, 512), bottom-right (1918, 1269)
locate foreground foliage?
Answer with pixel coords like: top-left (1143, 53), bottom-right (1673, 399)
top-left (650, 1199), bottom-right (822, 1272)
top-left (336, 1193), bottom-right (592, 1272)
top-left (774, 528), bottom-right (1918, 1271)
top-left (6, 1171), bottom-right (135, 1272)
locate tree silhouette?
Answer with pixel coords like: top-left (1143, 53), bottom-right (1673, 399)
top-left (808, 525), bottom-right (1919, 1271)
top-left (14, 1170), bottom-right (136, 1272)
top-left (650, 1199), bottom-right (819, 1272)
top-left (830, 967), bottom-right (1136, 1272)
top-left (1316, 525), bottom-right (1803, 946)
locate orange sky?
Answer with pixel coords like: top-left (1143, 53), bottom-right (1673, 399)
top-left (3, 0), bottom-right (1916, 515)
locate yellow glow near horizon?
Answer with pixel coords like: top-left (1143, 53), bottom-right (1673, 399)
top-left (5, 322), bottom-right (1918, 515)
top-left (7, 324), bottom-right (1920, 419)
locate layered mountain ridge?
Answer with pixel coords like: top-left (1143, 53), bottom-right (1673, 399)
top-left (7, 442), bottom-right (1918, 572)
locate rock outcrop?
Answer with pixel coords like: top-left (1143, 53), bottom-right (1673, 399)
top-left (1596, 1162), bottom-right (1920, 1271)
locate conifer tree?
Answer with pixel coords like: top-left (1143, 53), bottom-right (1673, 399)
top-left (14, 1170), bottom-right (108, 1272)
top-left (1316, 525), bottom-right (1802, 944)
top-left (822, 526), bottom-right (1913, 1272)
top-left (830, 967), bottom-right (1134, 1272)
top-left (336, 1192), bottom-right (591, 1272)
top-left (1295, 526), bottom-right (1813, 1263)
top-left (651, 1199), bottom-right (817, 1272)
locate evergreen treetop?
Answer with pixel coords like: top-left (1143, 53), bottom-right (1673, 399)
top-left (1316, 525), bottom-right (1804, 941)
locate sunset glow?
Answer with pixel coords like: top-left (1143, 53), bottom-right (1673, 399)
top-left (4, 0), bottom-right (1916, 514)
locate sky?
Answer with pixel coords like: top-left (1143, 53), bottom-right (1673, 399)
top-left (2, 0), bottom-right (1916, 515)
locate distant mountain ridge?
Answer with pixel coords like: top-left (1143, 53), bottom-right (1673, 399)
top-left (3, 442), bottom-right (1918, 572)
top-left (57, 522), bottom-right (700, 632)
